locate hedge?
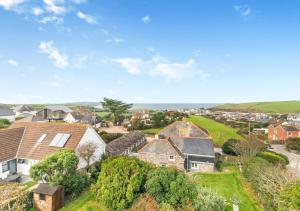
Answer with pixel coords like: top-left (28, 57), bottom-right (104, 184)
top-left (286, 138), bottom-right (300, 153)
top-left (257, 151), bottom-right (289, 165)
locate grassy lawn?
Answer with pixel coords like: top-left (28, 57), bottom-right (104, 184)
top-left (192, 167), bottom-right (262, 211)
top-left (60, 190), bottom-right (110, 211)
top-left (188, 115), bottom-right (244, 146)
top-left (215, 100), bottom-right (300, 113)
top-left (96, 111), bottom-right (111, 118)
top-left (141, 127), bottom-right (164, 135)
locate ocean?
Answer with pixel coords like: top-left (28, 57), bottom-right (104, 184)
top-left (131, 103), bottom-right (219, 110)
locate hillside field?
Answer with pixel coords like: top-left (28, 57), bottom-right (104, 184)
top-left (188, 115), bottom-right (244, 146)
top-left (214, 101), bottom-right (300, 113)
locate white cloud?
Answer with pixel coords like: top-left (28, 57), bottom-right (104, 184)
top-left (48, 81), bottom-right (60, 87)
top-left (141, 15), bottom-right (150, 24)
top-left (0, 0), bottom-right (24, 10)
top-left (74, 55), bottom-right (88, 68)
top-left (112, 58), bottom-right (144, 75)
top-left (77, 11), bottom-right (97, 24)
top-left (38, 40), bottom-right (69, 69)
top-left (105, 38), bottom-right (124, 44)
top-left (8, 59), bottom-right (18, 66)
top-left (43, 0), bottom-right (66, 14)
top-left (32, 7), bottom-right (44, 16)
top-left (39, 16), bottom-right (63, 24)
top-left (72, 0), bottom-right (87, 4)
top-left (234, 5), bottom-right (251, 17)
top-left (112, 55), bottom-right (205, 80)
top-left (106, 90), bottom-right (115, 95)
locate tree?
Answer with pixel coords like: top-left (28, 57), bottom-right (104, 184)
top-left (92, 156), bottom-right (151, 210)
top-left (145, 167), bottom-right (197, 208)
top-left (222, 139), bottom-right (240, 155)
top-left (30, 149), bottom-right (89, 196)
top-left (101, 98), bottom-right (132, 125)
top-left (151, 112), bottom-right (168, 128)
top-left (76, 142), bottom-right (97, 171)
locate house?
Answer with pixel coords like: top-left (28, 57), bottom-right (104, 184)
top-left (64, 112), bottom-right (101, 126)
top-left (131, 109), bottom-right (151, 126)
top-left (287, 114), bottom-right (300, 122)
top-left (137, 121), bottom-right (215, 172)
top-left (253, 128), bottom-right (269, 135)
top-left (0, 105), bottom-right (15, 122)
top-left (35, 106), bottom-right (73, 121)
top-left (106, 131), bottom-right (147, 155)
top-left (12, 105), bottom-right (36, 117)
top-left (0, 122), bottom-right (106, 180)
top-left (268, 124), bottom-right (300, 142)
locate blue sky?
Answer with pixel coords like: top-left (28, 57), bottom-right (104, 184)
top-left (0, 0), bottom-right (300, 104)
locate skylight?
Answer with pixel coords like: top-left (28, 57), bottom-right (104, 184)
top-left (37, 134), bottom-right (47, 144)
top-left (49, 133), bottom-right (71, 147)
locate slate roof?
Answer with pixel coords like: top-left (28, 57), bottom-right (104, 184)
top-left (159, 121), bottom-right (210, 138)
top-left (138, 139), bottom-right (181, 156)
top-left (32, 183), bottom-right (63, 195)
top-left (106, 131), bottom-right (145, 155)
top-left (0, 127), bottom-right (25, 162)
top-left (13, 105), bottom-right (34, 113)
top-left (46, 105), bottom-right (72, 113)
top-left (171, 137), bottom-right (215, 157)
top-left (282, 125), bottom-right (300, 132)
top-left (9, 122), bottom-right (89, 160)
top-left (0, 106), bottom-right (14, 116)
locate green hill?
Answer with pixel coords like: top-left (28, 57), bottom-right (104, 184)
top-left (214, 101), bottom-right (300, 114)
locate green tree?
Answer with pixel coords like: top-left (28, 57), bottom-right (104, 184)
top-left (151, 112), bottom-right (168, 128)
top-left (101, 98), bottom-right (133, 125)
top-left (222, 139), bottom-right (239, 155)
top-left (145, 167), bottom-right (197, 208)
top-left (30, 149), bottom-right (89, 196)
top-left (92, 156), bottom-right (151, 210)
top-left (193, 187), bottom-right (225, 211)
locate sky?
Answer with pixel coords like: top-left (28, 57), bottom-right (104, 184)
top-left (0, 0), bottom-right (300, 104)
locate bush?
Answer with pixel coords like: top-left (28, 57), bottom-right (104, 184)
top-left (286, 138), bottom-right (300, 153)
top-left (61, 172), bottom-right (90, 197)
top-left (193, 187), bottom-right (225, 211)
top-left (222, 139), bottom-right (239, 155)
top-left (257, 151), bottom-right (289, 165)
top-left (100, 132), bottom-right (123, 143)
top-left (145, 167), bottom-right (197, 208)
top-left (92, 156), bottom-right (151, 210)
top-left (0, 118), bottom-right (10, 128)
top-left (278, 180), bottom-right (300, 211)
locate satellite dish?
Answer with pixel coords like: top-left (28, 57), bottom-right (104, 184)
top-left (42, 174), bottom-right (49, 183)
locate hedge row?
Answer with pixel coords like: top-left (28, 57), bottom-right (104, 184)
top-left (257, 151), bottom-right (289, 165)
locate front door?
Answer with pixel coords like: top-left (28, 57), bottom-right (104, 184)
top-left (8, 159), bottom-right (17, 174)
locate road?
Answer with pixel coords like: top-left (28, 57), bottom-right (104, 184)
top-left (270, 144), bottom-right (300, 178)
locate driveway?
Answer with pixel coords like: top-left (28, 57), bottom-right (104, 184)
top-left (270, 144), bottom-right (300, 178)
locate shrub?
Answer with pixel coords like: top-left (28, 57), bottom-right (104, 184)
top-left (61, 172), bottom-right (90, 197)
top-left (100, 132), bottom-right (123, 143)
top-left (145, 167), bottom-right (197, 208)
top-left (0, 118), bottom-right (10, 128)
top-left (193, 187), bottom-right (226, 211)
top-left (92, 156), bottom-right (151, 210)
top-left (222, 139), bottom-right (239, 155)
top-left (257, 151), bottom-right (289, 165)
top-left (286, 138), bottom-right (300, 153)
top-left (278, 180), bottom-right (300, 211)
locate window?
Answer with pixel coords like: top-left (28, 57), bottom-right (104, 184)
top-left (49, 133), bottom-right (71, 147)
top-left (288, 132), bottom-right (292, 137)
top-left (191, 162), bottom-right (198, 170)
top-left (37, 134), bottom-right (47, 144)
top-left (161, 163), bottom-right (167, 167)
top-left (169, 155), bottom-right (175, 161)
top-left (2, 161), bottom-right (8, 172)
top-left (39, 194), bottom-right (46, 201)
top-left (18, 159), bottom-right (28, 164)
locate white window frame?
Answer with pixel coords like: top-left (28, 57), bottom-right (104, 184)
top-left (2, 161), bottom-right (8, 172)
top-left (169, 155), bottom-right (175, 161)
top-left (191, 162), bottom-right (198, 170)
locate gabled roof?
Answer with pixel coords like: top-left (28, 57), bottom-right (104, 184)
top-left (0, 106), bottom-right (14, 116)
top-left (171, 137), bottom-right (215, 157)
top-left (158, 121), bottom-right (210, 138)
top-left (46, 105), bottom-right (72, 113)
top-left (9, 122), bottom-right (89, 160)
top-left (0, 127), bottom-right (25, 162)
top-left (282, 125), bottom-right (300, 132)
top-left (138, 139), bottom-right (182, 157)
top-left (32, 183), bottom-right (63, 195)
top-left (106, 131), bottom-right (145, 155)
top-left (13, 105), bottom-right (34, 113)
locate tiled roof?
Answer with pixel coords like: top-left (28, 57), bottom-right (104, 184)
top-left (171, 137), bottom-right (215, 157)
top-left (46, 105), bottom-right (72, 113)
top-left (138, 139), bottom-right (182, 156)
top-left (0, 127), bottom-right (25, 162)
top-left (10, 122), bottom-right (88, 160)
top-left (159, 121), bottom-right (210, 138)
top-left (0, 106), bottom-right (14, 116)
top-left (106, 131), bottom-right (145, 155)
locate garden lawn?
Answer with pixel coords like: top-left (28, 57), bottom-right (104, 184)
top-left (188, 115), bottom-right (244, 146)
top-left (193, 167), bottom-right (262, 211)
top-left (141, 127), bottom-right (164, 135)
top-left (60, 191), bottom-right (110, 211)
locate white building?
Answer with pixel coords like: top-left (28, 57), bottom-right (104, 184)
top-left (0, 122), bottom-right (106, 180)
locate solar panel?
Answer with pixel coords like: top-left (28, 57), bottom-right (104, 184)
top-left (37, 134), bottom-right (47, 144)
top-left (49, 133), bottom-right (71, 147)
